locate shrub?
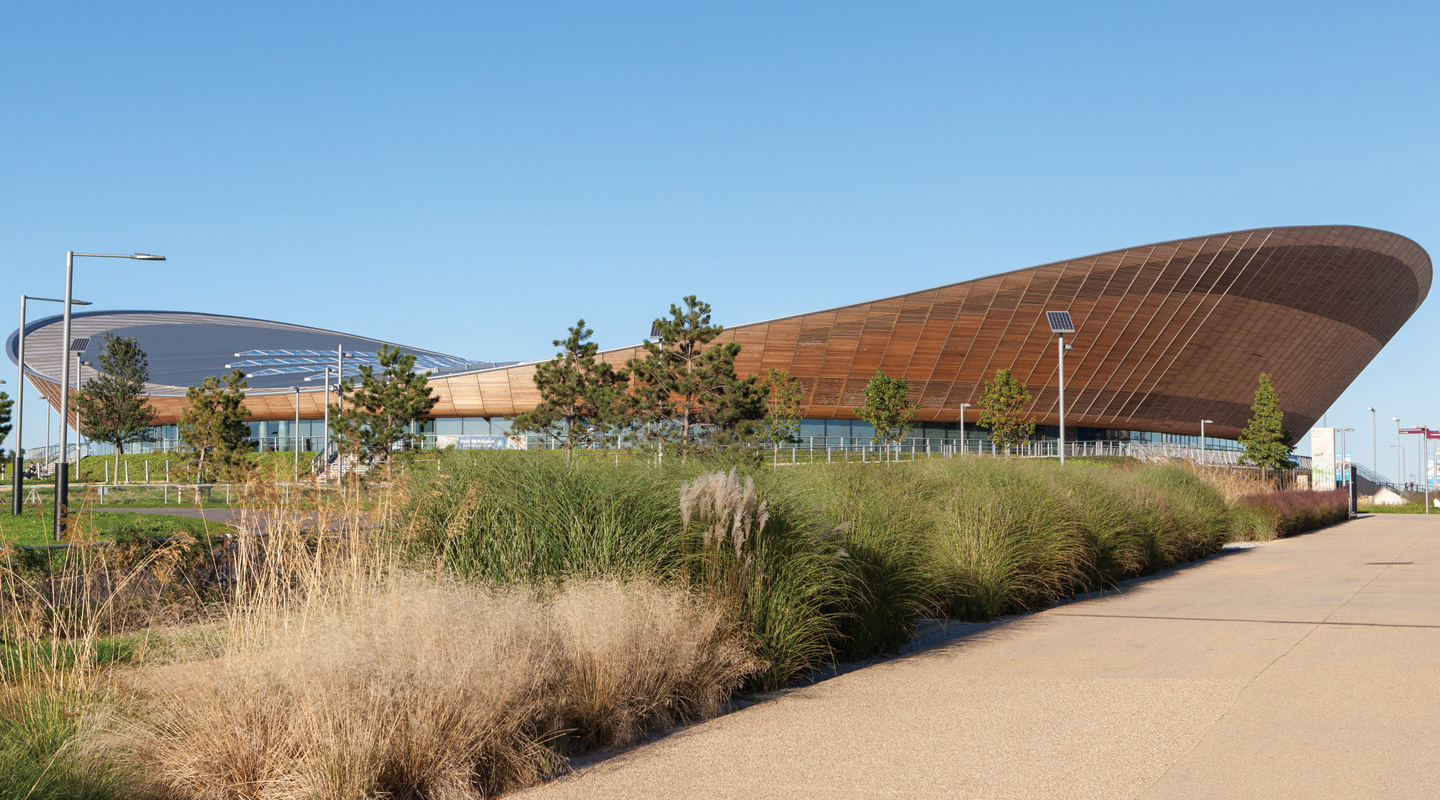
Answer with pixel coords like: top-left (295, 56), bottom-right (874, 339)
top-left (1234, 489), bottom-right (1348, 540)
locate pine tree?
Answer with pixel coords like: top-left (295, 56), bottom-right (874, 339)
top-left (854, 370), bottom-right (915, 462)
top-left (178, 369), bottom-right (252, 483)
top-left (74, 333), bottom-right (158, 481)
top-left (1238, 372), bottom-right (1294, 470)
top-left (330, 345), bottom-right (439, 479)
top-left (977, 368), bottom-right (1035, 452)
top-left (625, 296), bottom-right (763, 455)
top-left (513, 320), bottom-right (629, 463)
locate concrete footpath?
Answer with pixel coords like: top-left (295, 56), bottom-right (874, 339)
top-left (519, 514), bottom-right (1440, 799)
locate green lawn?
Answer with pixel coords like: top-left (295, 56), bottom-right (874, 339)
top-left (0, 510), bottom-right (234, 547)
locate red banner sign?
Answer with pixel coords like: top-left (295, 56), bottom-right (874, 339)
top-left (1400, 427), bottom-right (1427, 435)
top-left (1428, 431), bottom-right (1440, 440)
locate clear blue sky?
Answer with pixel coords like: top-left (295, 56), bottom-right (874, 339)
top-left (4, 1), bottom-right (1437, 477)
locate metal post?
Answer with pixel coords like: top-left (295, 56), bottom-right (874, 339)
top-left (1419, 429), bottom-right (1428, 513)
top-left (1368, 407), bottom-right (1376, 482)
top-left (1394, 418), bottom-right (1402, 488)
top-left (294, 386), bottom-right (301, 482)
top-left (1057, 333), bottom-right (1066, 465)
top-left (11, 296), bottom-right (23, 515)
top-left (1200, 418), bottom-right (1206, 465)
top-left (960, 402), bottom-right (970, 458)
top-left (53, 252), bottom-right (74, 539)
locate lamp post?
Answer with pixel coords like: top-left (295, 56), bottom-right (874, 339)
top-left (1368, 407), bottom-right (1376, 481)
top-left (959, 402), bottom-right (971, 457)
top-left (1199, 419), bottom-right (1215, 466)
top-left (1394, 417), bottom-right (1402, 488)
top-left (54, 251), bottom-right (164, 538)
top-left (293, 386), bottom-right (301, 482)
top-left (1045, 311), bottom-right (1076, 465)
top-left (12, 295), bottom-right (92, 515)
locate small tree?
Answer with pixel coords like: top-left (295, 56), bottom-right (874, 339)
top-left (74, 333), bottom-right (158, 481)
top-left (977, 368), bottom-right (1035, 453)
top-left (1238, 372), bottom-right (1294, 470)
top-left (757, 369), bottom-right (805, 460)
top-left (513, 320), bottom-right (629, 463)
top-left (0, 390), bottom-right (12, 478)
top-left (626, 296), bottom-right (763, 456)
top-left (330, 345), bottom-right (440, 479)
top-left (854, 370), bottom-right (915, 462)
top-left (178, 369), bottom-right (252, 483)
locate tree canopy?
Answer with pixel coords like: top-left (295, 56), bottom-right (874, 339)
top-left (330, 345), bottom-right (439, 478)
top-left (854, 370), bottom-right (915, 459)
top-left (178, 369), bottom-right (252, 483)
top-left (625, 295), bottom-right (763, 455)
top-left (977, 368), bottom-right (1035, 452)
top-left (1238, 372), bottom-right (1294, 470)
top-left (513, 319), bottom-right (629, 462)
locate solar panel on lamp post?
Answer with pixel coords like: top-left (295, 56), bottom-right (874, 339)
top-left (54, 252), bottom-right (164, 540)
top-left (13, 295), bottom-right (92, 516)
top-left (1044, 311), bottom-right (1075, 465)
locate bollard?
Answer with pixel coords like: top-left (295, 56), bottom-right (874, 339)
top-left (146, 461), bottom-right (150, 482)
top-left (1349, 479), bottom-right (1358, 519)
top-left (125, 462), bottom-right (130, 483)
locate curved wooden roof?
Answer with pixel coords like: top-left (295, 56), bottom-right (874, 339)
top-left (423, 225), bottom-right (1430, 440)
top-left (14, 225), bottom-right (1430, 440)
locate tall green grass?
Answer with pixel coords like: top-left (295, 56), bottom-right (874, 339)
top-left (0, 689), bottom-right (130, 800)
top-left (398, 453), bottom-right (1247, 682)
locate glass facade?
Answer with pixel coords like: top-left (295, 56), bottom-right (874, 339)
top-left (73, 415), bottom-right (1240, 457)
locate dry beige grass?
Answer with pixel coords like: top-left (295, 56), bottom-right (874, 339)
top-left (109, 577), bottom-right (757, 800)
top-left (1181, 462), bottom-right (1275, 505)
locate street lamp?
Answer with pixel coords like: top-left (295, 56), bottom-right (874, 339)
top-left (1045, 311), bottom-right (1076, 465)
top-left (12, 295), bottom-right (92, 516)
top-left (1368, 407), bottom-right (1376, 481)
top-left (293, 386), bottom-right (301, 482)
top-left (959, 402), bottom-right (971, 457)
top-left (54, 251), bottom-right (164, 538)
top-left (1393, 417), bottom-right (1402, 488)
top-left (1200, 419), bottom-right (1215, 466)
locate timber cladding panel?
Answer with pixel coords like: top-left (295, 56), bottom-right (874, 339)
top-left (14, 225), bottom-right (1429, 442)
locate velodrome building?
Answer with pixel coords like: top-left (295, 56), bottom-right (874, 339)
top-left (7, 225), bottom-right (1431, 455)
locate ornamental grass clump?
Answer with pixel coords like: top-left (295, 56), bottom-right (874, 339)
top-left (113, 578), bottom-right (756, 799)
top-left (400, 453), bottom-right (686, 582)
top-left (928, 458), bottom-right (1088, 621)
top-left (680, 469), bottom-right (842, 689)
top-left (779, 465), bottom-right (939, 659)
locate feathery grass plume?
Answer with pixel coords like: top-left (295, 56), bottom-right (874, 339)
top-left (680, 468), bottom-right (768, 563)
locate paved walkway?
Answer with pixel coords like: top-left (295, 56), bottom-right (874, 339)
top-left (519, 514), bottom-right (1440, 799)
